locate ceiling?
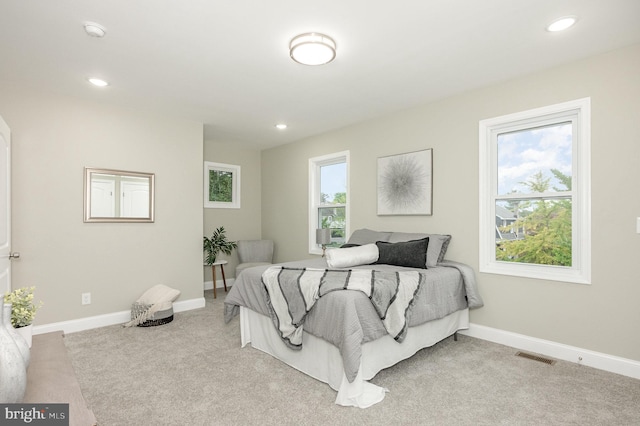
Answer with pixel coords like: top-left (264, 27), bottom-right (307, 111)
top-left (1, 1), bottom-right (639, 149)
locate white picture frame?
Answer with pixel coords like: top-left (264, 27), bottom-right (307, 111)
top-left (377, 149), bottom-right (432, 215)
top-left (204, 161), bottom-right (241, 209)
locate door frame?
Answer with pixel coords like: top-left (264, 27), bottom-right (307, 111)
top-left (0, 115), bottom-right (12, 294)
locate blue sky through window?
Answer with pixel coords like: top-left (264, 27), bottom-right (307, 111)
top-left (497, 123), bottom-right (572, 195)
top-left (320, 162), bottom-right (346, 202)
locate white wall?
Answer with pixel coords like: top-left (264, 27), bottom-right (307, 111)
top-left (0, 84), bottom-right (204, 325)
top-left (203, 141), bottom-right (262, 279)
top-left (261, 44), bottom-right (640, 363)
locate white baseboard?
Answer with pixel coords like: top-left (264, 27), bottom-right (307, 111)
top-left (33, 297), bottom-right (206, 336)
top-left (204, 278), bottom-right (235, 291)
top-left (34, 278), bottom-right (235, 335)
top-left (460, 323), bottom-right (640, 380)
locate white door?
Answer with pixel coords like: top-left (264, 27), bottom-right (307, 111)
top-left (0, 115), bottom-right (12, 294)
top-left (121, 179), bottom-right (149, 217)
top-left (90, 178), bottom-right (116, 217)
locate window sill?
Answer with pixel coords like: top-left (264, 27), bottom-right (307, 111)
top-left (480, 262), bottom-right (591, 285)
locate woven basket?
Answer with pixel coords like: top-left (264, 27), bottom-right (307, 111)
top-left (131, 302), bottom-right (174, 327)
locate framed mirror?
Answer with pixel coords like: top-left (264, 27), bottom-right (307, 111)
top-left (84, 167), bottom-right (155, 223)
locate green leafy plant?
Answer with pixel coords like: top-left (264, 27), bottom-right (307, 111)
top-left (4, 286), bottom-right (43, 328)
top-left (203, 226), bottom-right (237, 265)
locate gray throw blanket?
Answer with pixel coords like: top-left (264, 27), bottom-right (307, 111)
top-left (262, 266), bottom-right (423, 350)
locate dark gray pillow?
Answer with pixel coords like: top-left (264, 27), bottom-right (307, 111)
top-left (387, 232), bottom-right (451, 267)
top-left (375, 238), bottom-right (429, 269)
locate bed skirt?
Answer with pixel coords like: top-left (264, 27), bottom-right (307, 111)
top-left (239, 306), bottom-right (469, 408)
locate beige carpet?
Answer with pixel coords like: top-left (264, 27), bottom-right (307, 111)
top-left (64, 290), bottom-right (640, 425)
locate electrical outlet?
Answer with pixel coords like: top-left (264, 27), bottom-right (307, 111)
top-left (82, 292), bottom-right (91, 305)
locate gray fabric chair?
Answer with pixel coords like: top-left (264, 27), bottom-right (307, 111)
top-left (235, 240), bottom-right (274, 277)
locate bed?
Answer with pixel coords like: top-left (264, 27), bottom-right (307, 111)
top-left (223, 229), bottom-right (484, 408)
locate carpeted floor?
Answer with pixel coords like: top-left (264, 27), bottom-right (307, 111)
top-left (64, 290), bottom-right (640, 425)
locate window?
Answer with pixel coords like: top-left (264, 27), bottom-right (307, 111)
top-left (204, 162), bottom-right (240, 209)
top-left (479, 98), bottom-right (591, 284)
top-left (309, 151), bottom-right (349, 255)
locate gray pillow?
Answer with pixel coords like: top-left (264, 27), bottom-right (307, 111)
top-left (347, 228), bottom-right (392, 245)
top-left (375, 238), bottom-right (429, 269)
top-left (437, 235), bottom-right (452, 263)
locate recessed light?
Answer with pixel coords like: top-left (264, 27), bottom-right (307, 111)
top-left (88, 78), bottom-right (109, 87)
top-left (275, 124), bottom-right (287, 130)
top-left (84, 22), bottom-right (106, 38)
top-left (546, 16), bottom-right (577, 32)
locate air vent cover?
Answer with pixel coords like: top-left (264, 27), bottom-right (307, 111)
top-left (515, 351), bottom-right (556, 365)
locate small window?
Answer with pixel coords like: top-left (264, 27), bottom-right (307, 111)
top-left (479, 98), bottom-right (591, 284)
top-left (309, 151), bottom-right (349, 255)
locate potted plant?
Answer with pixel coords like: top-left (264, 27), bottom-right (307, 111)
top-left (203, 226), bottom-right (237, 265)
top-left (4, 286), bottom-right (43, 348)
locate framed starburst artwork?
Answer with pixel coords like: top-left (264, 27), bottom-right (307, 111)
top-left (377, 149), bottom-right (432, 215)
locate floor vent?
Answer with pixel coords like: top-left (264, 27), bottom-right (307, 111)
top-left (515, 351), bottom-right (556, 365)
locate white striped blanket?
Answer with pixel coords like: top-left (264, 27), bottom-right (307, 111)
top-left (261, 266), bottom-right (423, 350)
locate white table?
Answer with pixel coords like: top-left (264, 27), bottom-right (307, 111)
top-left (205, 260), bottom-right (228, 298)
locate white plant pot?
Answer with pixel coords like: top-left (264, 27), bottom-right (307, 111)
top-left (15, 324), bottom-right (33, 349)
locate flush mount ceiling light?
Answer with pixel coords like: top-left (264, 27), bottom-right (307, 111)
top-left (546, 16), bottom-right (578, 32)
top-left (84, 22), bottom-right (106, 38)
top-left (289, 32), bottom-right (336, 66)
top-left (88, 78), bottom-right (109, 87)
top-left (275, 123), bottom-right (288, 130)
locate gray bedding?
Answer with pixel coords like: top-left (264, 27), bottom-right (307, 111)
top-left (224, 257), bottom-right (483, 382)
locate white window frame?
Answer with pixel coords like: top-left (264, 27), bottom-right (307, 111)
top-left (308, 151), bottom-right (350, 255)
top-left (479, 98), bottom-right (591, 284)
top-left (204, 161), bottom-right (241, 209)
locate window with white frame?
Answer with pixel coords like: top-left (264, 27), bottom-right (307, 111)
top-left (309, 151), bottom-right (349, 255)
top-left (479, 98), bottom-right (591, 284)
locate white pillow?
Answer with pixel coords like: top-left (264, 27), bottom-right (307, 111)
top-left (326, 243), bottom-right (379, 268)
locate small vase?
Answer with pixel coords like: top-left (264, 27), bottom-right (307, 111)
top-left (16, 324), bottom-right (33, 349)
top-left (3, 303), bottom-right (30, 367)
top-left (0, 303), bottom-right (27, 403)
